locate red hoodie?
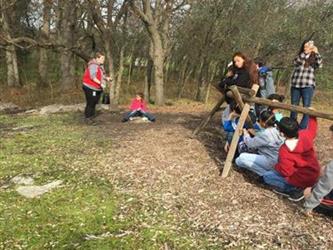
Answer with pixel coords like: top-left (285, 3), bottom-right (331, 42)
top-left (275, 117), bottom-right (320, 188)
top-left (130, 98), bottom-right (147, 112)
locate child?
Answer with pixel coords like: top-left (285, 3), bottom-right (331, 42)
top-left (303, 124), bottom-right (333, 216)
top-left (265, 93), bottom-right (284, 122)
top-left (263, 116), bottom-right (320, 201)
top-left (122, 93), bottom-right (156, 122)
top-left (254, 57), bottom-right (275, 98)
top-left (222, 103), bottom-right (259, 153)
top-left (235, 110), bottom-right (284, 176)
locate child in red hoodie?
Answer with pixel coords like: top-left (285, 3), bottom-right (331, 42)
top-left (122, 93), bottom-right (156, 122)
top-left (263, 116), bottom-right (320, 201)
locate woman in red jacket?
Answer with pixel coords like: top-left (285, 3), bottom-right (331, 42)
top-left (122, 93), bottom-right (155, 122)
top-left (82, 52), bottom-right (110, 121)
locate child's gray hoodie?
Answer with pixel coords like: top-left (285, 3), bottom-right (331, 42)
top-left (304, 160), bottom-right (333, 211)
top-left (244, 127), bottom-right (284, 164)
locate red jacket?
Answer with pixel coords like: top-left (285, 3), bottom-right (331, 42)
top-left (130, 98), bottom-right (147, 112)
top-left (82, 60), bottom-right (103, 90)
top-left (275, 117), bottom-right (320, 188)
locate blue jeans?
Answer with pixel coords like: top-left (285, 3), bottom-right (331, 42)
top-left (235, 153), bottom-right (275, 176)
top-left (123, 110), bottom-right (155, 122)
top-left (263, 170), bottom-right (298, 193)
top-left (290, 86), bottom-right (314, 129)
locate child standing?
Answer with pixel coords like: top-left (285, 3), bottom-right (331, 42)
top-left (235, 110), bottom-right (284, 176)
top-left (303, 124), bottom-right (333, 215)
top-left (263, 116), bottom-right (320, 201)
top-left (122, 93), bottom-right (156, 122)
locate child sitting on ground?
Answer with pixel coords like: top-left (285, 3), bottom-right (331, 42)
top-left (222, 103), bottom-right (259, 153)
top-left (235, 109), bottom-right (284, 176)
top-left (263, 116), bottom-right (320, 201)
top-left (266, 93), bottom-right (284, 122)
top-left (303, 124), bottom-right (333, 216)
top-left (122, 93), bottom-right (156, 122)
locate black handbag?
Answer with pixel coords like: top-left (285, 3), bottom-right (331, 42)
top-left (101, 93), bottom-right (110, 104)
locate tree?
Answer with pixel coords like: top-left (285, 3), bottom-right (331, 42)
top-left (87, 0), bottom-right (129, 107)
top-left (0, 0), bottom-right (20, 87)
top-left (130, 0), bottom-right (187, 105)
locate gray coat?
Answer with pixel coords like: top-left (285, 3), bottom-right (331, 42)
top-left (243, 127), bottom-right (284, 164)
top-left (304, 160), bottom-right (333, 211)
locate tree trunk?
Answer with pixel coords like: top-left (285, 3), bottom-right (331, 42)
top-left (151, 32), bottom-right (165, 105)
top-left (195, 57), bottom-right (207, 102)
top-left (105, 42), bottom-right (117, 108)
top-left (5, 46), bottom-right (20, 87)
top-left (115, 45), bottom-right (125, 104)
top-left (126, 47), bottom-right (134, 87)
top-left (38, 0), bottom-right (52, 88)
top-left (1, 3), bottom-right (20, 87)
top-left (144, 58), bottom-right (153, 101)
top-left (57, 0), bottom-right (76, 90)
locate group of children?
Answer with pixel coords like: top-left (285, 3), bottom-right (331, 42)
top-left (221, 93), bottom-right (333, 216)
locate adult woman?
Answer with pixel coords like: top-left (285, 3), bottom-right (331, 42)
top-left (290, 40), bottom-right (322, 129)
top-left (82, 52), bottom-right (110, 121)
top-left (219, 52), bottom-right (259, 93)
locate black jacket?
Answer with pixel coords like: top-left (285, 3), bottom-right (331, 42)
top-left (219, 67), bottom-right (252, 90)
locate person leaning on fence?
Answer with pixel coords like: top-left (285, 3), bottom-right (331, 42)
top-left (263, 116), bottom-right (320, 202)
top-left (254, 57), bottom-right (275, 99)
top-left (303, 124), bottom-right (333, 216)
top-left (218, 52), bottom-right (259, 105)
top-left (235, 109), bottom-right (284, 176)
top-left (254, 57), bottom-right (275, 116)
top-left (82, 52), bottom-right (111, 123)
top-left (290, 40), bottom-right (322, 129)
top-left (122, 92), bottom-right (156, 122)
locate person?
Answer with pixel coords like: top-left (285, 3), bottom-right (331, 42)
top-left (235, 110), bottom-right (284, 176)
top-left (303, 124), bottom-right (333, 216)
top-left (222, 102), bottom-right (259, 154)
top-left (218, 52), bottom-right (259, 104)
top-left (254, 57), bottom-right (275, 98)
top-left (265, 93), bottom-right (285, 122)
top-left (122, 93), bottom-right (156, 122)
top-left (263, 116), bottom-right (320, 201)
top-left (82, 52), bottom-right (111, 122)
top-left (290, 40), bottom-right (322, 129)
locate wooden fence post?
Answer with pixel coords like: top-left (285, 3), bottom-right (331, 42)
top-left (221, 84), bottom-right (259, 178)
top-left (192, 95), bottom-right (225, 136)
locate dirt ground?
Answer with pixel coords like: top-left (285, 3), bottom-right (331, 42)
top-left (85, 104), bottom-right (333, 249)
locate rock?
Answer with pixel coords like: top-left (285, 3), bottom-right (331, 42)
top-left (11, 175), bottom-right (34, 185)
top-left (39, 104), bottom-right (85, 115)
top-left (0, 102), bottom-right (23, 114)
top-left (16, 180), bottom-right (63, 198)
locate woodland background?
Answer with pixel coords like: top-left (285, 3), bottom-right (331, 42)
top-left (1, 0), bottom-right (333, 107)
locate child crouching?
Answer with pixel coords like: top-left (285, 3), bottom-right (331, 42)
top-left (263, 116), bottom-right (320, 201)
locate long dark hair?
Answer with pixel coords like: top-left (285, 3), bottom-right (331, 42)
top-left (298, 40), bottom-right (316, 68)
top-left (233, 52), bottom-right (259, 85)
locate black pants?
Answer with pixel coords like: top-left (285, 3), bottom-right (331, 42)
top-left (83, 86), bottom-right (102, 118)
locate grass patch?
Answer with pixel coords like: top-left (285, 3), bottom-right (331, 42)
top-left (0, 113), bottom-right (220, 249)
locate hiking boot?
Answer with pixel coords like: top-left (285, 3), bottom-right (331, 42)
top-left (288, 189), bottom-right (304, 202)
